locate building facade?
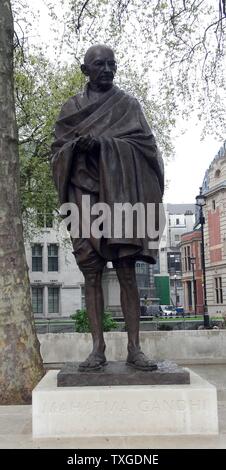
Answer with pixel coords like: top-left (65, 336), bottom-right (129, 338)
top-left (201, 141), bottom-right (226, 316)
top-left (180, 229), bottom-right (203, 314)
top-left (26, 202), bottom-right (197, 317)
top-left (158, 204), bottom-right (196, 306)
top-left (26, 218), bottom-right (153, 318)
top-left (25, 219), bottom-right (84, 318)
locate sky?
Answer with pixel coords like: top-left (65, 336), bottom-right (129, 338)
top-left (24, 0), bottom-right (224, 206)
top-left (164, 125), bottom-right (221, 204)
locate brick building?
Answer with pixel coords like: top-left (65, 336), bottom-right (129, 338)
top-left (201, 141), bottom-right (226, 316)
top-left (180, 229), bottom-right (203, 314)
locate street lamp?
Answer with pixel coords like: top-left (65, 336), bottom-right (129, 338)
top-left (174, 274), bottom-right (177, 309)
top-left (190, 256), bottom-right (197, 316)
top-left (195, 187), bottom-right (210, 328)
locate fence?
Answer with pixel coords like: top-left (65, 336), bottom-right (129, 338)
top-left (35, 315), bottom-right (224, 333)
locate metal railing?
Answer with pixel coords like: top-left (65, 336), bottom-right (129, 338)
top-left (35, 315), bottom-right (224, 333)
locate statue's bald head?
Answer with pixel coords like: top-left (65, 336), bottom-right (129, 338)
top-left (84, 44), bottom-right (115, 65)
top-left (81, 44), bottom-right (117, 91)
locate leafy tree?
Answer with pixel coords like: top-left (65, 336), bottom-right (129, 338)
top-left (14, 50), bottom-right (83, 235)
top-left (12, 5), bottom-right (177, 220)
top-left (0, 0), bottom-right (44, 404)
top-left (28, 0), bottom-right (226, 138)
top-left (13, 22), bottom-right (176, 229)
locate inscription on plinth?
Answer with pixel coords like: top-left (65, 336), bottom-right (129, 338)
top-left (32, 370), bottom-right (218, 438)
top-left (38, 397), bottom-right (208, 416)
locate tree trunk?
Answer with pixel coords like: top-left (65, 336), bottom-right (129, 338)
top-left (0, 0), bottom-right (44, 404)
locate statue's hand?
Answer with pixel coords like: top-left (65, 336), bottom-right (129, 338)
top-left (76, 135), bottom-right (100, 153)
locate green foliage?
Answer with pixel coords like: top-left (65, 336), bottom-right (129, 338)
top-left (14, 44), bottom-right (174, 239)
top-left (13, 0), bottom-right (226, 241)
top-left (71, 309), bottom-right (118, 333)
top-left (24, 0), bottom-right (225, 139)
top-left (14, 49), bottom-right (84, 236)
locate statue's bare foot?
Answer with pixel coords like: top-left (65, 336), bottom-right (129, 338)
top-left (78, 352), bottom-right (107, 371)
top-left (126, 349), bottom-right (158, 371)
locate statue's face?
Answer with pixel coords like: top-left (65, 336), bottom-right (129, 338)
top-left (82, 46), bottom-right (117, 90)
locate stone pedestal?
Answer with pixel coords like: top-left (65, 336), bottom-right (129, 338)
top-left (57, 361), bottom-right (190, 387)
top-left (32, 368), bottom-right (218, 438)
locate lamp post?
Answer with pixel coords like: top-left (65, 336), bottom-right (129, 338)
top-left (190, 256), bottom-right (197, 316)
top-left (196, 187), bottom-right (210, 328)
top-left (174, 274), bottom-right (177, 309)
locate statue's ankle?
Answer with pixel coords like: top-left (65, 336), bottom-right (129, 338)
top-left (127, 343), bottom-right (141, 355)
top-left (92, 342), bottom-right (106, 355)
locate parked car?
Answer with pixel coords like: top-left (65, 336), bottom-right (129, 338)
top-left (159, 305), bottom-right (176, 317)
top-left (140, 305), bottom-right (148, 316)
top-left (175, 306), bottom-right (184, 316)
top-left (146, 305), bottom-right (161, 317)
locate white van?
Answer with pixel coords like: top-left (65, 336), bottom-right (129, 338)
top-left (159, 305), bottom-right (175, 316)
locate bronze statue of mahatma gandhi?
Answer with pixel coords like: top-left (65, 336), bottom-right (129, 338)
top-left (51, 45), bottom-right (164, 372)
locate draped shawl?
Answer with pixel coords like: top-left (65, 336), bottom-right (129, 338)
top-left (51, 85), bottom-right (164, 263)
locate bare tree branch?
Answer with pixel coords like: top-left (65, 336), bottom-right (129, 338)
top-left (75, 0), bottom-right (91, 32)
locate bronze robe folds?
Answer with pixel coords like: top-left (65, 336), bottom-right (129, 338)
top-left (51, 85), bottom-right (164, 270)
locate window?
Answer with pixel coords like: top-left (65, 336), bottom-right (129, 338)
top-left (32, 287), bottom-right (43, 314)
top-left (187, 246), bottom-right (191, 271)
top-left (184, 247), bottom-right (187, 272)
top-left (167, 252), bottom-right (182, 274)
top-left (136, 262), bottom-right (148, 274)
top-left (215, 169), bottom-right (221, 178)
top-left (170, 278), bottom-right (182, 288)
top-left (175, 234), bottom-right (180, 242)
top-left (212, 200), bottom-right (216, 210)
top-left (32, 244), bottom-right (43, 271)
top-left (184, 245), bottom-right (191, 271)
top-left (215, 277), bottom-right (223, 304)
top-left (176, 218), bottom-right (180, 225)
top-left (48, 244), bottom-right (58, 271)
top-left (48, 287), bottom-right (60, 313)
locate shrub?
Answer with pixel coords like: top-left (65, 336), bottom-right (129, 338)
top-left (71, 309), bottom-right (117, 333)
top-left (158, 323), bottom-right (173, 331)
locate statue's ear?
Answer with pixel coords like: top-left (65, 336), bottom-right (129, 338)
top-left (81, 64), bottom-right (89, 76)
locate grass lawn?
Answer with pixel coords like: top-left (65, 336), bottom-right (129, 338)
top-left (152, 316), bottom-right (223, 322)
